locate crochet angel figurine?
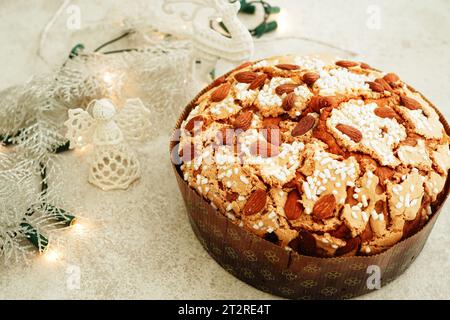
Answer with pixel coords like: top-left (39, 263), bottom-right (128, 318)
top-left (64, 98), bottom-right (151, 191)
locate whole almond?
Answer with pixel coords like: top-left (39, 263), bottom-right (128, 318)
top-left (236, 61), bottom-right (253, 70)
top-left (250, 140), bottom-right (280, 158)
top-left (276, 63), bottom-right (300, 70)
top-left (248, 74), bottom-right (267, 90)
top-left (313, 194), bottom-right (336, 220)
top-left (275, 83), bottom-right (299, 95)
top-left (234, 71), bottom-right (258, 83)
top-left (210, 75), bottom-right (226, 88)
top-left (360, 62), bottom-right (372, 69)
top-left (374, 78), bottom-right (393, 91)
top-left (383, 73), bottom-right (400, 83)
top-left (366, 81), bottom-right (384, 93)
top-left (292, 115), bottom-right (315, 136)
top-left (335, 60), bottom-right (358, 68)
top-left (336, 124), bottom-right (363, 142)
top-left (211, 83), bottom-right (231, 102)
top-left (243, 189), bottom-right (267, 215)
top-left (302, 72), bottom-right (320, 86)
top-left (184, 115), bottom-right (205, 133)
top-left (233, 111), bottom-right (253, 131)
top-left (308, 96), bottom-right (321, 112)
top-left (308, 96), bottom-right (335, 113)
top-left (400, 95), bottom-right (421, 110)
top-left (282, 92), bottom-right (296, 110)
top-left (374, 107), bottom-right (397, 119)
top-left (284, 190), bottom-right (302, 220)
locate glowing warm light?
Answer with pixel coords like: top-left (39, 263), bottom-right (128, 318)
top-left (72, 221), bottom-right (85, 235)
top-left (276, 10), bottom-right (292, 35)
top-left (75, 145), bottom-right (87, 155)
top-left (77, 136), bottom-right (83, 142)
top-left (103, 72), bottom-right (114, 85)
top-left (45, 249), bottom-right (60, 263)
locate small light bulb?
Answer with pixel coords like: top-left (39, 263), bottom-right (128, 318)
top-left (103, 72), bottom-right (114, 85)
top-left (45, 249), bottom-right (60, 262)
top-left (72, 221), bottom-right (85, 235)
top-left (277, 10), bottom-right (291, 35)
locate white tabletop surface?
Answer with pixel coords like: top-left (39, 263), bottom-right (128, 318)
top-left (0, 0), bottom-right (449, 299)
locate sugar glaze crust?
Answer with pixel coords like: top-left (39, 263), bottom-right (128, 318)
top-left (179, 55), bottom-right (450, 257)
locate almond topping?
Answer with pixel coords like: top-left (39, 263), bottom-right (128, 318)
top-left (275, 64), bottom-right (300, 70)
top-left (400, 95), bottom-right (421, 110)
top-left (284, 190), bottom-right (303, 220)
top-left (292, 115), bottom-right (315, 136)
top-left (210, 75), bottom-right (226, 88)
top-left (211, 83), bottom-right (231, 102)
top-left (248, 74), bottom-right (267, 90)
top-left (236, 61), bottom-right (253, 70)
top-left (234, 71), bottom-right (258, 83)
top-left (336, 124), bottom-right (363, 142)
top-left (308, 96), bottom-right (336, 113)
top-left (243, 189), bottom-right (267, 215)
top-left (282, 92), bottom-right (296, 110)
top-left (184, 115), bottom-right (205, 133)
top-left (275, 83), bottom-right (299, 95)
top-left (233, 111), bottom-right (253, 131)
top-left (374, 78), bottom-right (393, 91)
top-left (366, 81), bottom-right (384, 93)
top-left (335, 60), bottom-right (359, 68)
top-left (360, 62), bottom-right (372, 69)
top-left (374, 107), bottom-right (397, 119)
top-left (383, 73), bottom-right (400, 83)
top-left (302, 72), bottom-right (320, 86)
top-left (313, 194), bottom-right (336, 220)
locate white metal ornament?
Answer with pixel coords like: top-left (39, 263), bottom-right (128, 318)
top-left (64, 98), bottom-right (151, 191)
top-left (163, 0), bottom-right (254, 85)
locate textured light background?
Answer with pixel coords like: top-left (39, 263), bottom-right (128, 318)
top-left (0, 0), bottom-right (449, 299)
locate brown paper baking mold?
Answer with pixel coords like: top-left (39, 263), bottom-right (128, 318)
top-left (169, 67), bottom-right (450, 300)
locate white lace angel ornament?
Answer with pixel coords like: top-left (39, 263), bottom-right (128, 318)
top-left (64, 98), bottom-right (151, 191)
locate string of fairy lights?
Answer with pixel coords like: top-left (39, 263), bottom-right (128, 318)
top-left (1, 0), bottom-right (282, 263)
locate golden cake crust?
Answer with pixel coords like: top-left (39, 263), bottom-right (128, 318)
top-left (178, 55), bottom-right (450, 257)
